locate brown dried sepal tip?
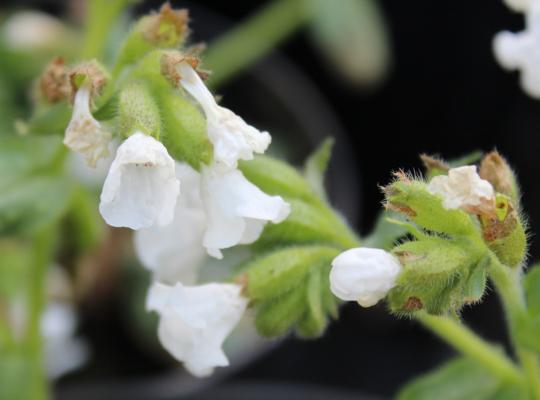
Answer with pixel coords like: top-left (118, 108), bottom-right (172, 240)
top-left (234, 272), bottom-right (249, 296)
top-left (481, 201), bottom-right (518, 242)
top-left (144, 3), bottom-right (189, 44)
top-left (39, 57), bottom-right (71, 103)
top-left (403, 297), bottom-right (423, 311)
top-left (479, 151), bottom-right (515, 197)
top-left (420, 154), bottom-right (449, 173)
top-left (161, 50), bottom-right (210, 87)
top-left (69, 61), bottom-right (108, 102)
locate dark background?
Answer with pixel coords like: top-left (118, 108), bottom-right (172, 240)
top-left (11, 0), bottom-right (540, 398)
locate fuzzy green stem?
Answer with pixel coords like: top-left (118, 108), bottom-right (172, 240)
top-left (204, 0), bottom-right (312, 87)
top-left (417, 312), bottom-right (523, 385)
top-left (489, 256), bottom-right (540, 399)
top-left (24, 225), bottom-right (57, 400)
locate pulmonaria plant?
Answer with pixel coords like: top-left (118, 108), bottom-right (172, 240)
top-left (5, 2), bottom-right (540, 399)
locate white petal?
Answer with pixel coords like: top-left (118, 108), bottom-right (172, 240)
top-left (64, 86), bottom-right (112, 167)
top-left (134, 163), bottom-right (206, 284)
top-left (99, 132), bottom-right (180, 230)
top-left (201, 165), bottom-right (290, 257)
top-left (427, 166), bottom-right (494, 210)
top-left (178, 63), bottom-right (271, 169)
top-left (330, 247), bottom-right (402, 306)
top-left (147, 282), bottom-right (247, 377)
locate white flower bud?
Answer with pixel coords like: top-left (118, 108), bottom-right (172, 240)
top-left (64, 85), bottom-right (112, 167)
top-left (330, 247), bottom-right (402, 307)
top-left (201, 163), bottom-right (290, 259)
top-left (177, 62), bottom-right (271, 169)
top-left (427, 166), bottom-right (495, 211)
top-left (99, 132), bottom-right (180, 230)
top-left (146, 282), bottom-right (248, 377)
top-left (134, 163), bottom-right (206, 284)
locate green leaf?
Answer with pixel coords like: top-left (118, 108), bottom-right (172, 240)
top-left (255, 197), bottom-right (358, 250)
top-left (525, 264), bottom-right (540, 316)
top-left (297, 267), bottom-right (326, 338)
top-left (518, 265), bottom-right (540, 352)
top-left (239, 155), bottom-right (318, 204)
top-left (0, 176), bottom-right (72, 236)
top-left (303, 137), bottom-right (334, 201)
top-left (159, 89), bottom-right (213, 169)
top-left (26, 102), bottom-right (72, 136)
top-left (0, 240), bottom-right (30, 298)
top-left (363, 211), bottom-right (409, 250)
top-left (306, 0), bottom-right (391, 86)
top-left (397, 357), bottom-right (525, 400)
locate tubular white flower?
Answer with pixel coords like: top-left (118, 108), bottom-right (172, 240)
top-left (99, 132), bottom-right (180, 230)
top-left (427, 166), bottom-right (495, 211)
top-left (64, 85), bottom-right (112, 167)
top-left (330, 247), bottom-right (402, 307)
top-left (134, 163), bottom-right (206, 284)
top-left (177, 62), bottom-right (271, 169)
top-left (493, 2), bottom-right (540, 98)
top-left (201, 164), bottom-right (291, 259)
top-left (147, 281), bottom-right (248, 377)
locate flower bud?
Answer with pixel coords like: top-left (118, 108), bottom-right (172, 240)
top-left (329, 247), bottom-right (402, 307)
top-left (479, 151), bottom-right (519, 203)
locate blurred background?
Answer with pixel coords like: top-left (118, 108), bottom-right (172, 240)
top-left (0, 0), bottom-right (536, 399)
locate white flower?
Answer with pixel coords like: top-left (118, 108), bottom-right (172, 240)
top-left (64, 85), bottom-right (112, 167)
top-left (503, 0), bottom-right (532, 12)
top-left (134, 163), bottom-right (207, 284)
top-left (99, 132), bottom-right (180, 230)
top-left (41, 302), bottom-right (89, 379)
top-left (201, 164), bottom-right (290, 259)
top-left (2, 11), bottom-right (67, 50)
top-left (427, 166), bottom-right (495, 211)
top-left (330, 247), bottom-right (402, 307)
top-left (493, 2), bottom-right (540, 98)
top-left (146, 281), bottom-right (248, 377)
top-left (177, 62), bottom-right (271, 169)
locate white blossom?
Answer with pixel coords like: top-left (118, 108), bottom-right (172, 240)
top-left (201, 164), bottom-right (290, 259)
top-left (64, 85), bottom-right (112, 167)
top-left (330, 247), bottom-right (402, 307)
top-left (427, 166), bottom-right (495, 211)
top-left (99, 132), bottom-right (180, 230)
top-left (134, 163), bottom-right (206, 284)
top-left (2, 11), bottom-right (66, 50)
top-left (146, 281), bottom-right (248, 377)
top-left (41, 302), bottom-right (89, 379)
top-left (493, 1), bottom-right (540, 98)
top-left (177, 62), bottom-right (271, 169)
top-left (503, 0), bottom-right (532, 13)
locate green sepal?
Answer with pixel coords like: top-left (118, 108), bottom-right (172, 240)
top-left (462, 257), bottom-right (488, 304)
top-left (385, 179), bottom-right (480, 238)
top-left (388, 237), bottom-right (482, 315)
top-left (303, 137), bottom-right (334, 201)
top-left (118, 81), bottom-right (162, 139)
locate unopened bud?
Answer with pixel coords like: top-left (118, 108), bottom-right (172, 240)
top-left (39, 57), bottom-right (71, 103)
top-left (479, 151), bottom-right (519, 202)
top-left (141, 3), bottom-right (189, 47)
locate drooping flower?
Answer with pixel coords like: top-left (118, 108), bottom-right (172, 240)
top-left (177, 61), bottom-right (271, 169)
top-left (493, 1), bottom-right (540, 98)
top-left (330, 247), bottom-right (402, 307)
top-left (427, 166), bottom-right (495, 212)
top-left (146, 281), bottom-right (248, 377)
top-left (64, 84), bottom-right (112, 167)
top-left (99, 132), bottom-right (180, 230)
top-left (134, 163), bottom-right (206, 284)
top-left (200, 164), bottom-right (290, 259)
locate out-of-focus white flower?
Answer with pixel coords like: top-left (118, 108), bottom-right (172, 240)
top-left (134, 163), bottom-right (206, 284)
top-left (41, 302), bottom-right (89, 379)
top-left (493, 2), bottom-right (540, 98)
top-left (177, 62), bottom-right (271, 169)
top-left (147, 281), bottom-right (247, 377)
top-left (64, 85), bottom-right (112, 167)
top-left (427, 166), bottom-right (495, 211)
top-left (99, 132), bottom-right (180, 230)
top-left (2, 11), bottom-right (67, 50)
top-left (503, 0), bottom-right (532, 13)
top-left (330, 247), bottom-right (402, 307)
top-left (201, 164), bottom-right (290, 259)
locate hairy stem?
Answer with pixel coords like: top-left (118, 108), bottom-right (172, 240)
top-left (489, 256), bottom-right (540, 399)
top-left (205, 0), bottom-right (312, 87)
top-left (417, 312), bottom-right (523, 385)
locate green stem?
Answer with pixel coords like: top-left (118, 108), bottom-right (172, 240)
top-left (205, 0), bottom-right (312, 87)
top-left (489, 256), bottom-right (540, 399)
top-left (24, 225), bottom-right (57, 400)
top-left (417, 312), bottom-right (523, 385)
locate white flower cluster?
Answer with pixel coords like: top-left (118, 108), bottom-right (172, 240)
top-left (64, 61), bottom-right (291, 377)
top-left (493, 0), bottom-right (540, 98)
